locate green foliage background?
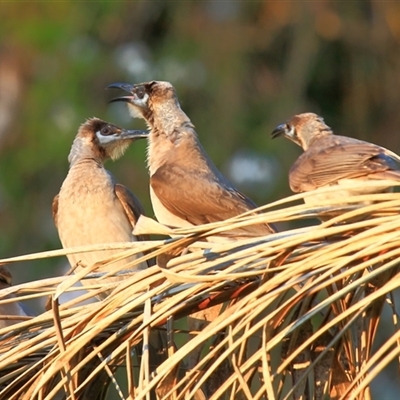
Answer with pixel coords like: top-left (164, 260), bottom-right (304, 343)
top-left (2, 2), bottom-right (400, 399)
top-left (2, 1), bottom-right (400, 309)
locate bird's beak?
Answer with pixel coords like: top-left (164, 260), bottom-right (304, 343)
top-left (119, 129), bottom-right (149, 140)
top-left (271, 123), bottom-right (289, 139)
top-left (108, 82), bottom-right (149, 120)
top-left (107, 82), bottom-right (134, 93)
top-left (108, 82), bottom-right (136, 103)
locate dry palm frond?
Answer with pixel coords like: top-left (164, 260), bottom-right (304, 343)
top-left (0, 181), bottom-right (400, 399)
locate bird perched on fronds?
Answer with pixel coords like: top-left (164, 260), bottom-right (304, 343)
top-left (108, 81), bottom-right (276, 239)
top-left (272, 112), bottom-right (400, 206)
top-left (53, 118), bottom-right (200, 400)
top-left (53, 118), bottom-right (150, 298)
top-left (108, 81), bottom-right (277, 396)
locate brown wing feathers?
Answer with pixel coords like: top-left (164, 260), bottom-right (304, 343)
top-left (290, 136), bottom-right (400, 192)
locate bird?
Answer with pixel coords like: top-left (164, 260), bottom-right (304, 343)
top-left (0, 265), bottom-right (32, 328)
top-left (107, 80), bottom-right (276, 239)
top-left (52, 117), bottom-right (150, 298)
top-left (271, 112), bottom-right (400, 206)
top-left (54, 118), bottom-right (203, 399)
top-left (107, 81), bottom-right (276, 391)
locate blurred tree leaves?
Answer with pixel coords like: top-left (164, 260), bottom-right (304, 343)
top-left (2, 1), bottom-right (400, 289)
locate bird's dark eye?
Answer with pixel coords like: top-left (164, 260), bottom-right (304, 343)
top-left (101, 126), bottom-right (112, 136)
top-left (284, 124), bottom-right (294, 135)
top-left (136, 87), bottom-right (146, 100)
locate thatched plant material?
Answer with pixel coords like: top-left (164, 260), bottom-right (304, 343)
top-left (0, 182), bottom-right (400, 399)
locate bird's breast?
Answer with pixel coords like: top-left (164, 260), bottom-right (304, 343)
top-left (56, 167), bottom-right (134, 247)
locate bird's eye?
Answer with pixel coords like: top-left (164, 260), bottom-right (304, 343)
top-left (287, 124), bottom-right (297, 137)
top-left (101, 126), bottom-right (112, 136)
top-left (136, 88), bottom-right (145, 99)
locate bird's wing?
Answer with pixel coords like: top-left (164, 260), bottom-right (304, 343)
top-left (289, 135), bottom-right (400, 192)
top-left (52, 194), bottom-right (59, 229)
top-left (114, 184), bottom-right (151, 241)
top-left (114, 184), bottom-right (155, 267)
top-left (151, 164), bottom-right (275, 236)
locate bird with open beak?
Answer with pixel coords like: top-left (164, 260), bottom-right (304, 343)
top-left (53, 117), bottom-right (150, 298)
top-left (108, 81), bottom-right (276, 239)
top-left (108, 81), bottom-right (276, 395)
top-left (272, 112), bottom-right (400, 206)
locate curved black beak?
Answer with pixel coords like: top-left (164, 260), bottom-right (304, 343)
top-left (119, 129), bottom-right (149, 140)
top-left (271, 123), bottom-right (288, 139)
top-left (107, 82), bottom-right (134, 93)
top-left (107, 82), bottom-right (135, 103)
top-left (109, 96), bottom-right (133, 104)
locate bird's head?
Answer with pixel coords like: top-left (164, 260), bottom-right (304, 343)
top-left (271, 112), bottom-right (332, 151)
top-left (71, 117), bottom-right (148, 163)
top-left (108, 81), bottom-right (180, 124)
